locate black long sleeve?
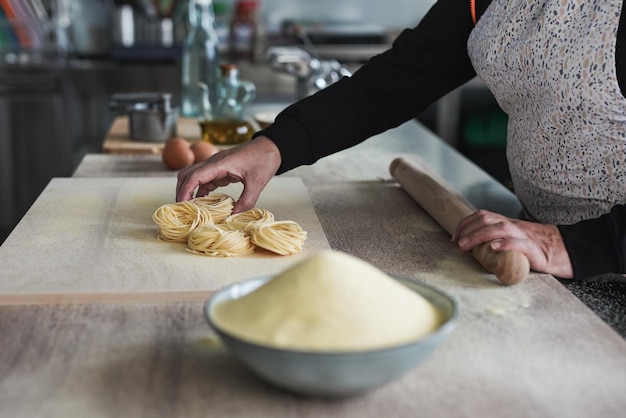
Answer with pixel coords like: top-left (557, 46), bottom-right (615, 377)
top-left (257, 0), bottom-right (478, 173)
top-left (558, 206), bottom-right (626, 279)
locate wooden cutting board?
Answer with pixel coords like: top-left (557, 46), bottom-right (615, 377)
top-left (0, 177), bottom-right (330, 304)
top-left (102, 116), bottom-right (202, 155)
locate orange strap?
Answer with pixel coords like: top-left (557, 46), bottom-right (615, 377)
top-left (470, 0), bottom-right (477, 25)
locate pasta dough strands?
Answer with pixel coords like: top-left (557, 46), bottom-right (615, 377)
top-left (152, 201), bottom-right (214, 243)
top-left (225, 208), bottom-right (274, 232)
top-left (252, 221), bottom-right (307, 255)
top-left (193, 193), bottom-right (235, 224)
top-left (188, 224), bottom-right (255, 257)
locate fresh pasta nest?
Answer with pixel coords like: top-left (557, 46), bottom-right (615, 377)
top-left (152, 194), bottom-right (307, 257)
top-left (225, 208), bottom-right (274, 232)
top-left (251, 221), bottom-right (308, 256)
top-left (192, 194), bottom-right (235, 224)
top-left (152, 200), bottom-right (214, 243)
top-left (188, 224), bottom-right (255, 257)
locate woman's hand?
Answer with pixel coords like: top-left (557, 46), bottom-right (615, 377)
top-left (176, 136), bottom-right (282, 213)
top-left (452, 209), bottom-right (574, 279)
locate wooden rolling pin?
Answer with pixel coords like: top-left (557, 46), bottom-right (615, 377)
top-left (389, 157), bottom-right (530, 285)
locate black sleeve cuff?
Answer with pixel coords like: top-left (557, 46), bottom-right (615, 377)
top-left (558, 206), bottom-right (626, 279)
top-left (253, 110), bottom-right (316, 174)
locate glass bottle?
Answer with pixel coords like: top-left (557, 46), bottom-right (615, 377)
top-left (181, 0), bottom-right (221, 117)
top-left (198, 63), bottom-right (256, 145)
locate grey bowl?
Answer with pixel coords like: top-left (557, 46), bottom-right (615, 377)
top-left (204, 275), bottom-right (458, 398)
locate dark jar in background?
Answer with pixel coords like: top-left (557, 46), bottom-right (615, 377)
top-left (229, 0), bottom-right (259, 61)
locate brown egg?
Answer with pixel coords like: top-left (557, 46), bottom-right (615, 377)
top-left (191, 141), bottom-right (220, 163)
top-left (162, 137), bottom-right (194, 170)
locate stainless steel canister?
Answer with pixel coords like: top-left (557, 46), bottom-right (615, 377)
top-left (110, 92), bottom-right (178, 141)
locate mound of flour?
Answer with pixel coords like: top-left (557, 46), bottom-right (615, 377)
top-left (212, 250), bottom-right (442, 351)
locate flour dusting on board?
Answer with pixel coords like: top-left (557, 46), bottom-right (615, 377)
top-left (415, 253), bottom-right (533, 316)
top-left (0, 177), bottom-right (330, 302)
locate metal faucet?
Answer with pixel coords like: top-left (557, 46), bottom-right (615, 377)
top-left (266, 46), bottom-right (352, 99)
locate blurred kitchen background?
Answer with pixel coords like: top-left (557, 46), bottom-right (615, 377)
top-left (0, 0), bottom-right (508, 244)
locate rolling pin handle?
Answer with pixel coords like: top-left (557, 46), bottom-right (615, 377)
top-left (389, 157), bottom-right (530, 285)
top-left (472, 243), bottom-right (530, 285)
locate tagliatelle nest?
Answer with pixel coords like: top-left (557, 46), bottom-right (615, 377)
top-left (192, 193), bottom-right (235, 224)
top-left (251, 221), bottom-right (308, 256)
top-left (152, 201), bottom-right (214, 243)
top-left (152, 195), bottom-right (307, 257)
top-left (187, 224), bottom-right (255, 257)
top-left (224, 208), bottom-right (275, 232)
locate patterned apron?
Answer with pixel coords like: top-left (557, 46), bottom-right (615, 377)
top-left (468, 0), bottom-right (626, 224)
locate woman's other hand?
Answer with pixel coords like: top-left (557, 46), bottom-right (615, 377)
top-left (452, 209), bottom-right (574, 279)
top-left (176, 136), bottom-right (282, 213)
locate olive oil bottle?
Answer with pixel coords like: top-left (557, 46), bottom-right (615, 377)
top-left (200, 118), bottom-right (255, 145)
top-left (198, 63), bottom-right (256, 145)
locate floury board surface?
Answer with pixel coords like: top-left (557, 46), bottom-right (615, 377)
top-left (0, 177), bottom-right (330, 304)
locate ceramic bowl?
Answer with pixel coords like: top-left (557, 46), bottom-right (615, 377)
top-left (204, 276), bottom-right (458, 397)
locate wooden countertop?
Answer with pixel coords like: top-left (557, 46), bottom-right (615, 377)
top-left (102, 116), bottom-right (202, 155)
top-left (2, 120), bottom-right (626, 417)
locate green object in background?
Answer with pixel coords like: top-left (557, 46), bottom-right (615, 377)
top-left (0, 11), bottom-right (21, 50)
top-left (0, 10), bottom-right (6, 49)
top-left (213, 1), bottom-right (230, 15)
top-left (464, 110), bottom-right (508, 148)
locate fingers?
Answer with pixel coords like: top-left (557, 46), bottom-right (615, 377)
top-left (175, 162), bottom-right (199, 200)
top-left (457, 221), bottom-right (522, 251)
top-left (451, 210), bottom-right (574, 278)
top-left (175, 137), bottom-right (282, 207)
top-left (453, 211), bottom-right (544, 274)
top-left (196, 182), bottom-right (216, 198)
top-left (487, 236), bottom-right (549, 275)
top-left (175, 148), bottom-right (240, 201)
top-left (452, 209), bottom-right (489, 241)
top-left (453, 210), bottom-right (509, 245)
top-left (453, 210), bottom-right (528, 258)
top-left (231, 168), bottom-right (276, 213)
top-left (232, 184), bottom-right (262, 213)
top-left (488, 237), bottom-right (533, 255)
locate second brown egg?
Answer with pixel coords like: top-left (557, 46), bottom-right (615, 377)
top-left (191, 141), bottom-right (220, 163)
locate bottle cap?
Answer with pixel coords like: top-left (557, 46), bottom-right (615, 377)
top-left (236, 0), bottom-right (258, 14)
top-left (220, 63), bottom-right (237, 75)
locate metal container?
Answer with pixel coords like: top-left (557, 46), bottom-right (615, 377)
top-left (110, 92), bottom-right (178, 142)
